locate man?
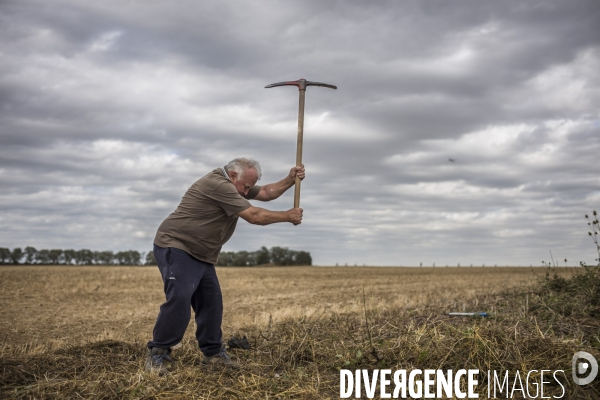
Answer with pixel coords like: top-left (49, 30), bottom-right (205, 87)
top-left (146, 157), bottom-right (304, 375)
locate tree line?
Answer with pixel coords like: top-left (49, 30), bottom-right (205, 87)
top-left (0, 246), bottom-right (312, 266)
top-left (0, 247), bottom-right (152, 265)
top-left (216, 246), bottom-right (312, 266)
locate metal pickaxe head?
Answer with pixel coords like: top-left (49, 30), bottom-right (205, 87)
top-left (265, 78), bottom-right (337, 91)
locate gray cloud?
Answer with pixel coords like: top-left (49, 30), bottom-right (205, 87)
top-left (1, 0), bottom-right (599, 265)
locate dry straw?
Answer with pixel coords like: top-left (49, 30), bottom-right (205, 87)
top-left (0, 263), bottom-right (598, 398)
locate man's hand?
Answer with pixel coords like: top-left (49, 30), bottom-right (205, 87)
top-left (287, 207), bottom-right (303, 225)
top-left (289, 164), bottom-right (305, 181)
top-left (254, 165), bottom-right (306, 202)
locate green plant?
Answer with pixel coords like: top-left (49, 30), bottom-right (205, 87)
top-left (585, 210), bottom-right (600, 265)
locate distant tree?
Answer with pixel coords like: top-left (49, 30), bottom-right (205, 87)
top-left (270, 246), bottom-right (291, 266)
top-left (115, 250), bottom-right (141, 266)
top-left (48, 249), bottom-right (63, 265)
top-left (216, 252), bottom-right (235, 266)
top-left (74, 250), bottom-right (83, 265)
top-left (130, 250), bottom-right (141, 266)
top-left (10, 248), bottom-right (23, 265)
top-left (115, 251), bottom-right (127, 265)
top-left (0, 248), bottom-right (11, 264)
top-left (255, 246), bottom-right (270, 265)
top-left (97, 251), bottom-right (115, 265)
top-left (294, 251), bottom-right (312, 266)
top-left (232, 251), bottom-right (252, 266)
top-left (37, 249), bottom-right (50, 264)
top-left (2, 245), bottom-right (311, 267)
top-left (231, 251), bottom-right (244, 266)
top-left (215, 247), bottom-right (311, 267)
top-left (76, 249), bottom-right (94, 265)
top-left (24, 246), bottom-right (38, 264)
top-left (63, 249), bottom-right (77, 265)
top-left (145, 251), bottom-right (157, 265)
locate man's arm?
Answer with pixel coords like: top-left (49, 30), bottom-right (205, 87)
top-left (253, 165), bottom-right (305, 202)
top-left (238, 206), bottom-right (303, 225)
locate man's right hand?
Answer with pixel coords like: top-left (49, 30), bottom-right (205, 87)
top-left (287, 208), bottom-right (303, 225)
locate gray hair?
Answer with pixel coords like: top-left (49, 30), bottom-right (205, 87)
top-left (225, 157), bottom-right (262, 180)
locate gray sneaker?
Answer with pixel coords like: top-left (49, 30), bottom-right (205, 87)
top-left (145, 347), bottom-right (172, 376)
top-left (201, 345), bottom-right (240, 369)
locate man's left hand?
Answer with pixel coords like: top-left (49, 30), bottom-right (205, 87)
top-left (289, 164), bottom-right (305, 181)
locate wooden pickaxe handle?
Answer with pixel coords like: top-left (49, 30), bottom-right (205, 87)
top-left (265, 78), bottom-right (337, 209)
top-left (294, 89), bottom-right (305, 208)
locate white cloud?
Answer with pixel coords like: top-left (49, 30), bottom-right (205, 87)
top-left (88, 31), bottom-right (123, 52)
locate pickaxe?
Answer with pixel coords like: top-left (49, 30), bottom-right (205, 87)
top-left (265, 78), bottom-right (337, 208)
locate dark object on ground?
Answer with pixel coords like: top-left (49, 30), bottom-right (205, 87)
top-left (447, 312), bottom-right (489, 317)
top-left (227, 336), bottom-right (251, 350)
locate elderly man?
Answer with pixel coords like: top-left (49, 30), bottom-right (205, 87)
top-left (146, 157), bottom-right (304, 374)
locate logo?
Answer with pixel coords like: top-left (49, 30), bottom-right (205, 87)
top-left (572, 351), bottom-right (598, 386)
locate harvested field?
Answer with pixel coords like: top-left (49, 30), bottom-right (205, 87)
top-left (1, 266), bottom-right (537, 347)
top-left (0, 265), bottom-right (598, 399)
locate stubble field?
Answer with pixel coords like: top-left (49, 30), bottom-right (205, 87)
top-left (0, 265), bottom-right (598, 399)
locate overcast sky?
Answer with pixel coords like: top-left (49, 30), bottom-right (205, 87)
top-left (1, 0), bottom-right (599, 266)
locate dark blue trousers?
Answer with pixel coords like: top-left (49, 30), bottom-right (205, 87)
top-left (147, 244), bottom-right (223, 357)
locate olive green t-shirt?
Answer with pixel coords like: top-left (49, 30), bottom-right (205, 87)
top-left (154, 168), bottom-right (261, 264)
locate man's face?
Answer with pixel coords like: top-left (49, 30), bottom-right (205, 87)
top-left (230, 167), bottom-right (258, 196)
